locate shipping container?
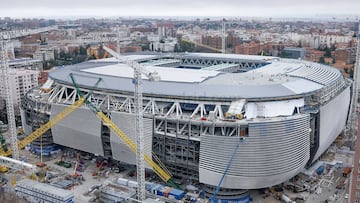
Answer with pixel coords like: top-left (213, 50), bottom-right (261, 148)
top-left (169, 188), bottom-right (186, 200)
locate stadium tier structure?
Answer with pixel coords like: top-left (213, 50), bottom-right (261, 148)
top-left (21, 53), bottom-right (351, 201)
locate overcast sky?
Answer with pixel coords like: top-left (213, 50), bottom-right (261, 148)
top-left (0, 0), bottom-right (359, 19)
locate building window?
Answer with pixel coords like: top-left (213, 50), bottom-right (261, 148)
top-left (357, 175), bottom-right (360, 181)
top-left (356, 191), bottom-right (360, 198)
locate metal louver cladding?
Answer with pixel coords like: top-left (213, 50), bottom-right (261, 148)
top-left (199, 114), bottom-right (310, 189)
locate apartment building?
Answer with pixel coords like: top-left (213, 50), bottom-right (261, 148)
top-left (33, 47), bottom-right (55, 62)
top-left (0, 59), bottom-right (40, 115)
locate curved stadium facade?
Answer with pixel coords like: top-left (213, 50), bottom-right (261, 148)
top-left (20, 53), bottom-right (350, 199)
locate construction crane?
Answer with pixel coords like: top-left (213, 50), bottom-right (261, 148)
top-left (70, 76), bottom-right (176, 184)
top-left (77, 48), bottom-right (177, 200)
top-left (346, 23), bottom-right (360, 143)
top-left (0, 74), bottom-right (104, 158)
top-left (103, 45), bottom-right (157, 200)
top-left (0, 26), bottom-right (57, 160)
top-left (221, 18), bottom-right (226, 54)
top-left (0, 98), bottom-right (85, 157)
top-left (1, 41), bottom-right (19, 160)
top-left (0, 96), bottom-right (85, 185)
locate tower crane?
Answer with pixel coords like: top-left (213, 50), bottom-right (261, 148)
top-left (0, 26), bottom-right (57, 160)
top-left (1, 41), bottom-right (19, 160)
top-left (69, 73), bottom-right (177, 189)
top-left (221, 18), bottom-right (226, 54)
top-left (103, 45), bottom-right (160, 201)
top-left (346, 23), bottom-right (360, 143)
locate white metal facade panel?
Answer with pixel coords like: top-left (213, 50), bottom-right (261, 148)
top-left (110, 111), bottom-right (153, 168)
top-left (313, 86), bottom-right (350, 160)
top-left (245, 98), bottom-right (304, 119)
top-left (199, 114), bottom-right (310, 189)
top-left (50, 104), bottom-right (104, 156)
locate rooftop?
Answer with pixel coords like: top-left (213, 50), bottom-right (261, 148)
top-left (16, 179), bottom-right (74, 199)
top-left (48, 53), bottom-right (342, 100)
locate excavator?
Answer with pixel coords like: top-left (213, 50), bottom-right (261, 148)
top-left (0, 73), bottom-right (178, 188)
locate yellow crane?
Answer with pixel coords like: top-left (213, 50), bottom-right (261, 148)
top-left (0, 73), bottom-right (177, 188)
top-left (69, 74), bottom-right (176, 185)
top-left (0, 97), bottom-right (86, 157)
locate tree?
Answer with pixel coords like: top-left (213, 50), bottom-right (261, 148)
top-left (297, 41), bottom-right (302, 48)
top-left (79, 46), bottom-right (87, 55)
top-left (178, 40), bottom-right (195, 52)
top-left (349, 66), bottom-right (354, 78)
top-left (319, 56), bottom-right (325, 64)
top-left (330, 43), bottom-right (336, 51)
top-left (324, 47), bottom-right (332, 58)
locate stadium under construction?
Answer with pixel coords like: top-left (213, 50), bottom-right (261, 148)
top-left (20, 53), bottom-right (351, 201)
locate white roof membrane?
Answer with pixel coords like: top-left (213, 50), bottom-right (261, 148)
top-left (81, 63), bottom-right (221, 83)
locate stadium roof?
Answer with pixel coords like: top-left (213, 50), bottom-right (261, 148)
top-left (49, 53), bottom-right (342, 100)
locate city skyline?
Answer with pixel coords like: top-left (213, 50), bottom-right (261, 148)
top-left (0, 0), bottom-right (359, 19)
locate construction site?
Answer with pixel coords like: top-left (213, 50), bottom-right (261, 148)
top-left (0, 24), bottom-right (359, 203)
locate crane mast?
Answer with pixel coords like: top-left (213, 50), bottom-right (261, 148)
top-left (134, 63), bottom-right (146, 201)
top-left (347, 23), bottom-right (360, 143)
top-left (103, 46), bottom-right (153, 201)
top-left (0, 41), bottom-right (19, 160)
top-left (116, 27), bottom-right (121, 56)
top-left (0, 26), bottom-right (57, 160)
top-left (221, 19), bottom-right (226, 54)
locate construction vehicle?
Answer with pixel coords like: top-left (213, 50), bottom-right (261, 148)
top-left (55, 152), bottom-right (72, 168)
top-left (343, 166), bottom-right (352, 177)
top-left (55, 160), bottom-right (72, 168)
top-left (72, 154), bottom-right (81, 177)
